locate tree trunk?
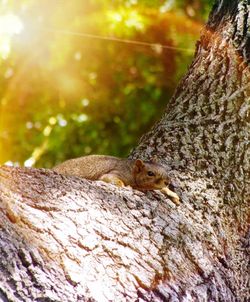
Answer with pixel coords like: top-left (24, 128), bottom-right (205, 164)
top-left (0, 1), bottom-right (249, 301)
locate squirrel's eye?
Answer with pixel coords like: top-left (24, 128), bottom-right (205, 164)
top-left (147, 171), bottom-right (155, 177)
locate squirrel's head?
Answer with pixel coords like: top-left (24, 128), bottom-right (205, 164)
top-left (133, 159), bottom-right (170, 190)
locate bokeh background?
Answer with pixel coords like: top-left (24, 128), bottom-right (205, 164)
top-left (0, 0), bottom-right (213, 168)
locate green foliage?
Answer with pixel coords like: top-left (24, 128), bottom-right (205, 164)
top-left (0, 0), bottom-right (213, 167)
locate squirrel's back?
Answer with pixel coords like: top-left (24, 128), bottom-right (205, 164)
top-left (53, 155), bottom-right (132, 181)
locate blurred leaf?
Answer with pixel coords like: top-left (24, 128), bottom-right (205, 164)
top-left (0, 0), bottom-right (213, 167)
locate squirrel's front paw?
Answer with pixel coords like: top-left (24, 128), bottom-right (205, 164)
top-left (161, 187), bottom-right (180, 205)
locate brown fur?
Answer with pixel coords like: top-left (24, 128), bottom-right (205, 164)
top-left (53, 155), bottom-right (179, 204)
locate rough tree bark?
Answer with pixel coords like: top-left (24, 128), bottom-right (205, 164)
top-left (0, 1), bottom-right (249, 301)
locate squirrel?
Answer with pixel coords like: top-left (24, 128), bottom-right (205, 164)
top-left (53, 155), bottom-right (180, 204)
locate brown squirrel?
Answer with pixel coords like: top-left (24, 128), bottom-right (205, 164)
top-left (53, 155), bottom-right (180, 204)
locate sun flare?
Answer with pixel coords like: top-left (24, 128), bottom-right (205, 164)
top-left (0, 13), bottom-right (23, 59)
top-left (0, 13), bottom-right (23, 35)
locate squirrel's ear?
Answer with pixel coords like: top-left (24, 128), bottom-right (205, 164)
top-left (134, 159), bottom-right (145, 173)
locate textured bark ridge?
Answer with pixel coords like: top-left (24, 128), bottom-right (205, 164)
top-left (131, 0), bottom-right (250, 299)
top-left (134, 0), bottom-right (250, 208)
top-left (0, 1), bottom-right (249, 302)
